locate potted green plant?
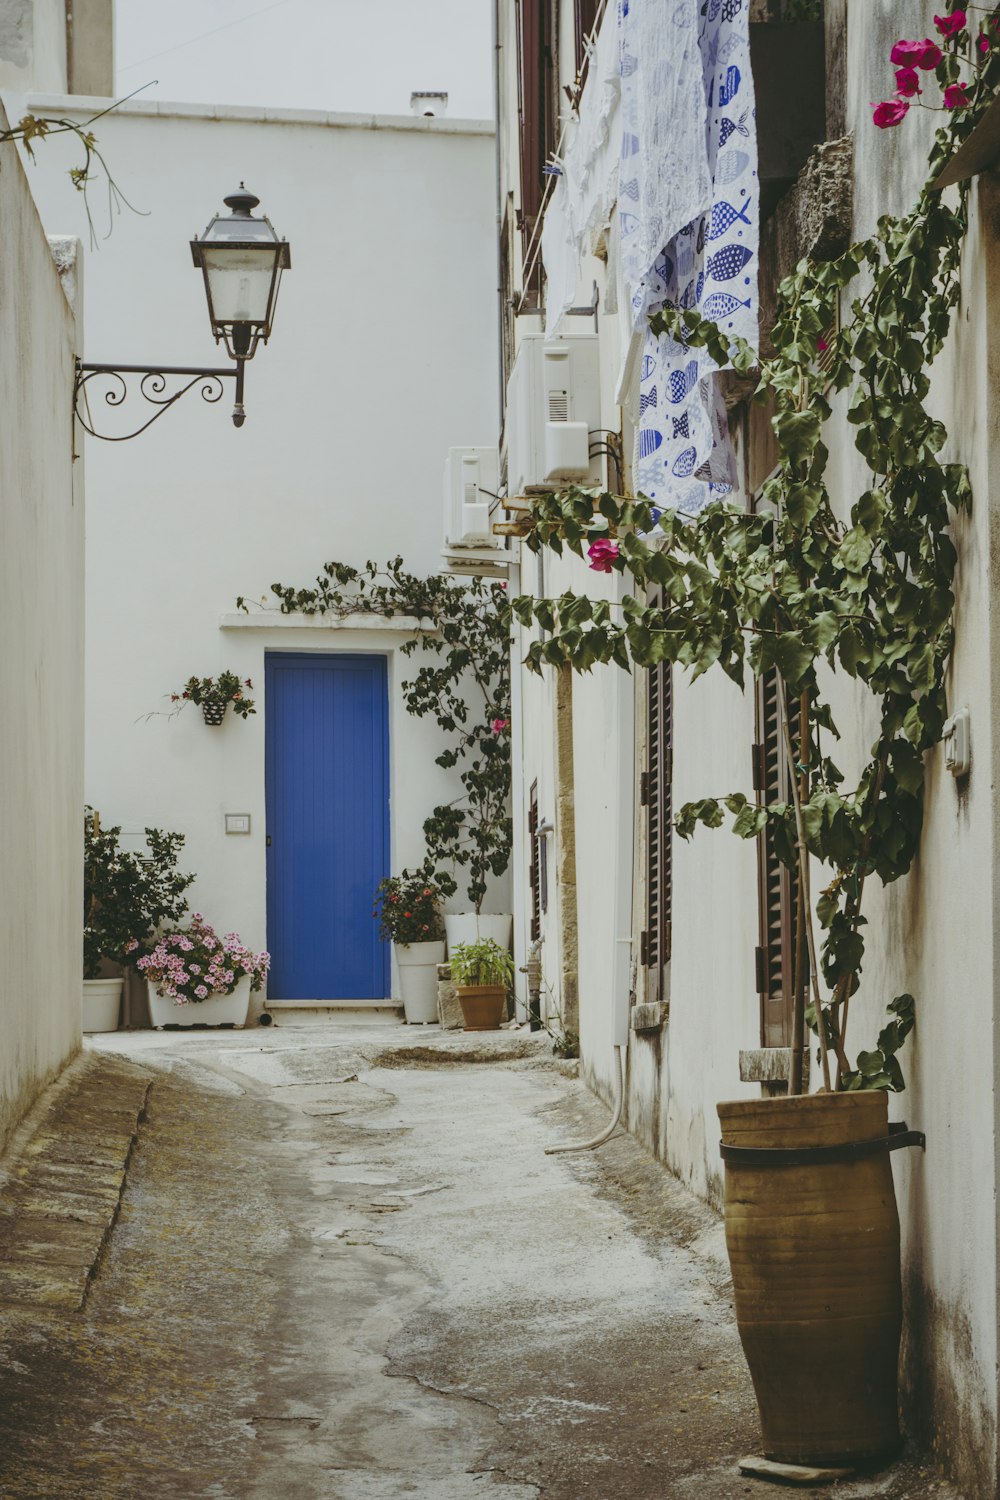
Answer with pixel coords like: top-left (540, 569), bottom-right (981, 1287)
top-left (373, 873), bottom-right (446, 1023)
top-left (83, 808), bottom-right (194, 1032)
top-left (448, 938), bottom-right (514, 1031)
top-left (136, 914), bottom-right (269, 1028)
top-left (170, 671), bottom-right (256, 726)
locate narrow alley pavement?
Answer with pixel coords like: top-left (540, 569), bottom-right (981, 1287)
top-left (0, 1024), bottom-right (964, 1500)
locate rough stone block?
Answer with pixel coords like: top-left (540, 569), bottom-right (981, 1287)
top-left (436, 966), bottom-right (464, 1030)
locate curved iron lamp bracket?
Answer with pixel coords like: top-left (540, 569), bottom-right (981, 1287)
top-left (74, 360), bottom-right (245, 441)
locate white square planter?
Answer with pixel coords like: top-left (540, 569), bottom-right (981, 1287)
top-left (147, 975), bottom-right (251, 1028)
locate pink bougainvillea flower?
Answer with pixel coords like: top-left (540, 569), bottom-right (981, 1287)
top-left (944, 81), bottom-right (969, 108)
top-left (817, 337), bottom-right (829, 352)
top-left (894, 66), bottom-right (922, 96)
top-left (873, 97), bottom-right (910, 128)
top-left (890, 37), bottom-right (943, 69)
top-left (587, 538), bottom-right (620, 572)
top-left (934, 10), bottom-right (967, 37)
top-left (979, 31), bottom-right (991, 52)
top-left (491, 717), bottom-right (509, 734)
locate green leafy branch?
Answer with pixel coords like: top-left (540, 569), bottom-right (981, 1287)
top-left (1, 90), bottom-right (149, 247)
top-left (510, 13), bottom-right (998, 1090)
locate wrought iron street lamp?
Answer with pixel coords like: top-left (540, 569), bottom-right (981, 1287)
top-left (74, 183), bottom-right (291, 440)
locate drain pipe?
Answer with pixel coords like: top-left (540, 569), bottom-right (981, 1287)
top-left (546, 600), bottom-right (635, 1156)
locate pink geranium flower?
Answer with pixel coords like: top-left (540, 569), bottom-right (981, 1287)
top-left (934, 10), bottom-right (967, 37)
top-left (587, 538), bottom-right (620, 573)
top-left (890, 38), bottom-right (943, 69)
top-left (944, 81), bottom-right (969, 108)
top-left (873, 98), bottom-right (910, 128)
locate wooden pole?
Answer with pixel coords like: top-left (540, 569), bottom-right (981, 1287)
top-left (779, 680), bottom-right (832, 1093)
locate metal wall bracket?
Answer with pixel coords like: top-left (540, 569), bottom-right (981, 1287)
top-left (720, 1120), bottom-right (926, 1167)
top-left (74, 360), bottom-right (243, 441)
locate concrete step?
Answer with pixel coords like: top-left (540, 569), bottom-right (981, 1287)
top-left (263, 1002), bottom-right (405, 1027)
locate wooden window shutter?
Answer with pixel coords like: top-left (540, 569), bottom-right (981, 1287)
top-left (528, 782), bottom-right (541, 942)
top-left (753, 669), bottom-right (800, 1046)
top-left (516, 0), bottom-right (545, 231)
top-left (642, 626), bottom-right (673, 1004)
top-left (574, 0), bottom-right (600, 76)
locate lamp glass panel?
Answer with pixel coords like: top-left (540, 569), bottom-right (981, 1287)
top-left (202, 246), bottom-right (279, 326)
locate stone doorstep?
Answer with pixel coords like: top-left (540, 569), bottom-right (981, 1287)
top-left (739, 1455), bottom-right (855, 1486)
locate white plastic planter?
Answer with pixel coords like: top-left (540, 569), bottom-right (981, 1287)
top-left (83, 977), bottom-right (123, 1033)
top-left (396, 940), bottom-right (445, 1024)
top-left (444, 914), bottom-right (513, 954)
top-left (147, 974), bottom-right (251, 1028)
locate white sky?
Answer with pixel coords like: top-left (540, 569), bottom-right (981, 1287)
top-left (115, 0), bottom-right (494, 119)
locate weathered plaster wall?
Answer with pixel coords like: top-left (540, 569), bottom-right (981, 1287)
top-left (502, 0), bottom-right (1000, 1490)
top-left (22, 98), bottom-right (502, 1012)
top-left (0, 97), bottom-right (83, 1148)
top-left (0, 0), bottom-right (65, 94)
top-left (813, 5), bottom-right (1000, 1489)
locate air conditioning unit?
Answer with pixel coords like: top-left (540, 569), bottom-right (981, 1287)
top-left (506, 333), bottom-right (602, 496)
top-left (443, 446), bottom-right (500, 549)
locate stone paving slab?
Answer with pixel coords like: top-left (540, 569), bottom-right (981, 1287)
top-left (0, 1052), bottom-right (153, 1314)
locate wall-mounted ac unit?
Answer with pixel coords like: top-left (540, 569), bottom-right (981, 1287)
top-left (443, 446), bottom-right (500, 549)
top-left (506, 333), bottom-right (602, 496)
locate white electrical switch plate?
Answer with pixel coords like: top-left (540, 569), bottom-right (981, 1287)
top-left (942, 708), bottom-right (971, 777)
top-left (225, 814), bottom-right (251, 834)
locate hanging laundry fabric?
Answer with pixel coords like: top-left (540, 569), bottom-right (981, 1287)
top-left (620, 0), bottom-right (759, 512)
top-left (542, 176), bottom-right (580, 338)
top-left (543, 5), bottom-right (622, 339)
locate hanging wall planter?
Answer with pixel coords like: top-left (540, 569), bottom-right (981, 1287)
top-left (168, 671), bottom-right (256, 726)
top-left (717, 1092), bottom-right (925, 1466)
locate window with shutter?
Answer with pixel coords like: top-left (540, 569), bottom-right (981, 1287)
top-left (528, 782), bottom-right (541, 942)
top-left (753, 670), bottom-right (801, 1046)
top-left (642, 642), bottom-right (672, 1005)
top-left (514, 0), bottom-right (557, 306)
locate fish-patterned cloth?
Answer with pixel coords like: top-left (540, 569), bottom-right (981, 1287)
top-left (618, 0), bottom-right (710, 321)
top-left (624, 0), bottom-right (759, 513)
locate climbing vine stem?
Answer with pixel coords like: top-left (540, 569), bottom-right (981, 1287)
top-left (511, 7), bottom-right (999, 1090)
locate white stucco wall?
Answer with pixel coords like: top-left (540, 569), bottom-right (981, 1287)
top-left (18, 97), bottom-right (502, 1013)
top-left (0, 0), bottom-right (66, 95)
top-left (0, 98), bottom-right (84, 1147)
top-left (812, 5), bottom-right (1000, 1486)
top-left (500, 1), bottom-right (1000, 1489)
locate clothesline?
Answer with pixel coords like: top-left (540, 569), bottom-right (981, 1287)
top-left (516, 0), bottom-right (611, 313)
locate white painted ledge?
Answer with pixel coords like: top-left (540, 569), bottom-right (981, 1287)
top-left (219, 610), bottom-right (435, 633)
top-left (24, 93), bottom-right (494, 136)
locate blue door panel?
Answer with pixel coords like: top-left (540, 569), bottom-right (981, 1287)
top-left (265, 653), bottom-right (389, 999)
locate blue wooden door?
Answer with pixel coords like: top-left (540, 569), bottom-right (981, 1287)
top-left (265, 653), bottom-right (389, 999)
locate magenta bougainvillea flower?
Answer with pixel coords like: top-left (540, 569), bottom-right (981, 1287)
top-left (979, 31), bottom-right (991, 53)
top-left (491, 717), bottom-right (509, 734)
top-left (587, 538), bottom-right (620, 573)
top-left (943, 81), bottom-right (969, 108)
top-left (873, 97), bottom-right (911, 128)
top-left (933, 10), bottom-right (967, 37)
top-left (890, 37), bottom-right (943, 69)
top-left (894, 66), bottom-right (922, 96)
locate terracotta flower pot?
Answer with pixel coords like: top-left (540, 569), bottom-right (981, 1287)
top-left (456, 984), bottom-right (507, 1031)
top-left (718, 1091), bottom-right (904, 1466)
